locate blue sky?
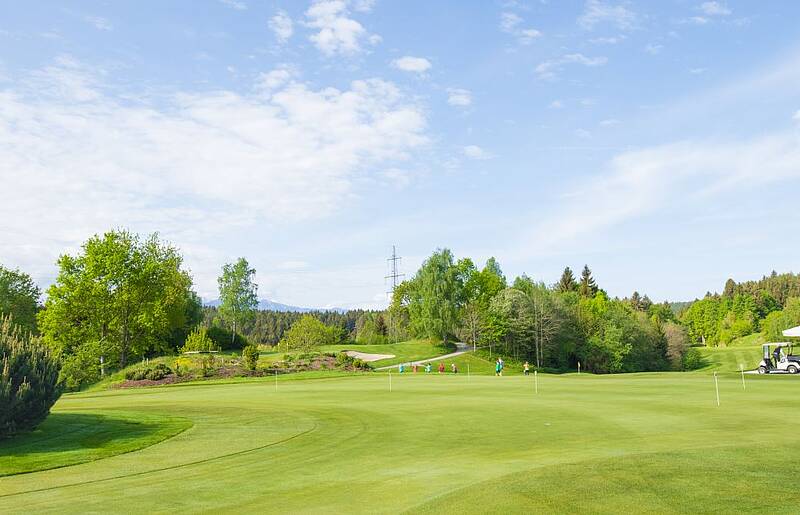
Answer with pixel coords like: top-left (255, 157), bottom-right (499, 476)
top-left (2, 0), bottom-right (799, 308)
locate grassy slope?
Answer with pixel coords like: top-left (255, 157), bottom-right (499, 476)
top-left (259, 339), bottom-right (449, 367)
top-left (0, 411), bottom-right (191, 476)
top-left (2, 361), bottom-right (799, 513)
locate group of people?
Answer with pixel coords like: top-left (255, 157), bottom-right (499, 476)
top-left (397, 357), bottom-right (532, 376)
top-left (397, 362), bottom-right (458, 374)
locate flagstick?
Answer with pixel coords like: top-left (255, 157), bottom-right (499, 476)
top-left (714, 371), bottom-right (720, 406)
top-left (740, 364), bottom-right (746, 390)
top-left (534, 370), bottom-right (538, 394)
top-left (275, 370), bottom-right (278, 392)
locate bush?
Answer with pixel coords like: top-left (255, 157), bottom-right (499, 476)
top-left (181, 327), bottom-right (220, 353)
top-left (682, 348), bottom-right (707, 371)
top-left (242, 344), bottom-right (259, 371)
top-left (1, 316), bottom-right (62, 438)
top-left (124, 363), bottom-right (173, 381)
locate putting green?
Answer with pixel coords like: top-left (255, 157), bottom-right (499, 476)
top-left (1, 368), bottom-right (798, 513)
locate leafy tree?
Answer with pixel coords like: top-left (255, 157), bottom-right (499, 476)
top-left (663, 321), bottom-right (689, 370)
top-left (578, 265), bottom-right (598, 297)
top-left (1, 315), bottom-right (62, 438)
top-left (404, 249), bottom-right (463, 343)
top-left (181, 327), bottom-right (219, 353)
top-left (278, 315), bottom-right (335, 351)
top-left (242, 344), bottom-right (259, 371)
top-left (218, 258), bottom-right (258, 346)
top-left (556, 267), bottom-right (578, 293)
top-left (39, 230), bottom-right (195, 384)
top-left (761, 298), bottom-right (800, 341)
top-left (0, 265), bottom-right (41, 335)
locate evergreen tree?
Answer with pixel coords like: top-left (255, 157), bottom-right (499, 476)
top-left (579, 265), bottom-right (598, 297)
top-left (722, 278), bottom-right (737, 298)
top-left (556, 267), bottom-right (578, 293)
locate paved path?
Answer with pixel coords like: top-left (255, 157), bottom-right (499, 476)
top-left (374, 342), bottom-right (472, 370)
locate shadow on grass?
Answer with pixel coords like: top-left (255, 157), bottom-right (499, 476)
top-left (0, 411), bottom-right (191, 476)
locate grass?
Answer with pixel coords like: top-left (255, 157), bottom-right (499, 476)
top-left (2, 347), bottom-right (799, 513)
top-left (259, 338), bottom-right (450, 367)
top-left (0, 411), bottom-right (191, 476)
top-left (727, 332), bottom-right (766, 348)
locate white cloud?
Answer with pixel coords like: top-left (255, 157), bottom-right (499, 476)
top-left (686, 16), bottom-right (709, 25)
top-left (352, 0), bottom-right (375, 12)
top-left (689, 67), bottom-right (707, 75)
top-left (447, 88), bottom-right (472, 107)
top-left (305, 0), bottom-right (377, 56)
top-left (463, 145), bottom-right (491, 160)
top-left (500, 12), bottom-right (542, 45)
top-left (700, 2), bottom-right (731, 16)
top-left (85, 16), bottom-right (112, 31)
top-left (269, 11), bottom-right (294, 43)
top-left (548, 100), bottom-right (563, 109)
top-left (644, 43), bottom-right (663, 55)
top-left (392, 56), bottom-right (431, 73)
top-left (574, 128), bottom-right (592, 139)
top-left (256, 67), bottom-right (294, 90)
top-left (794, 110), bottom-right (800, 122)
top-left (589, 35), bottom-right (624, 44)
top-left (528, 133), bottom-right (800, 252)
top-left (0, 57), bottom-right (427, 296)
top-left (599, 118), bottom-right (620, 126)
top-left (536, 53), bottom-right (608, 80)
top-left (578, 0), bottom-right (637, 30)
top-left (219, 0), bottom-right (247, 10)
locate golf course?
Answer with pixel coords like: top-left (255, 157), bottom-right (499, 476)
top-left (2, 345), bottom-right (797, 514)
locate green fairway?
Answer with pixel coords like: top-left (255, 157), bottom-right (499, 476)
top-left (1, 362), bottom-right (799, 513)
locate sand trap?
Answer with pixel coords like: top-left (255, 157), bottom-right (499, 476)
top-left (343, 350), bottom-right (395, 362)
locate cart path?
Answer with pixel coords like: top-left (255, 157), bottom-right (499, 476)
top-left (374, 342), bottom-right (472, 370)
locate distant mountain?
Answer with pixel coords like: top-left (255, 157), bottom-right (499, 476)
top-left (204, 298), bottom-right (347, 314)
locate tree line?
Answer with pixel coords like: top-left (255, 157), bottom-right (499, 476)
top-left (3, 230), bottom-right (800, 389)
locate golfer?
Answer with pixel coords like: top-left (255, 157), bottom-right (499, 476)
top-left (495, 359), bottom-right (502, 377)
top-left (523, 361), bottom-right (530, 376)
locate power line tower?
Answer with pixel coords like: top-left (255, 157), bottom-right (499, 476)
top-left (385, 246), bottom-right (404, 343)
top-left (385, 245), bottom-right (404, 296)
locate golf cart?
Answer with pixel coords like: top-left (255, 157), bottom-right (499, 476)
top-left (758, 342), bottom-right (800, 374)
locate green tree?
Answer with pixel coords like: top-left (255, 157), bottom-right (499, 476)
top-left (556, 267), bottom-right (578, 293)
top-left (278, 315), bottom-right (335, 351)
top-left (218, 258), bottom-right (258, 346)
top-left (242, 344), bottom-right (259, 371)
top-left (1, 315), bottom-right (62, 438)
top-left (39, 230), bottom-right (194, 381)
top-left (0, 265), bottom-right (41, 335)
top-left (404, 249), bottom-right (463, 343)
top-left (181, 326), bottom-right (219, 353)
top-left (579, 265), bottom-right (598, 297)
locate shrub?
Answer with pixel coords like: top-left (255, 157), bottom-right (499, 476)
top-left (124, 363), bottom-right (173, 381)
top-left (1, 316), bottom-right (62, 438)
top-left (181, 327), bottom-right (220, 353)
top-left (242, 344), bottom-right (259, 371)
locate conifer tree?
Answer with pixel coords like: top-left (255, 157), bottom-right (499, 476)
top-left (579, 265), bottom-right (598, 297)
top-left (556, 267), bottom-right (578, 293)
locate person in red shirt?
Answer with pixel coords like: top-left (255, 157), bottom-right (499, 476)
top-left (438, 362), bottom-right (445, 374)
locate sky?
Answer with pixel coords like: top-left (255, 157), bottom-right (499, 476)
top-left (1, 0), bottom-right (800, 309)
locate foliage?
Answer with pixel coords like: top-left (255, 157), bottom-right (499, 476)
top-left (354, 312), bottom-right (387, 344)
top-left (0, 265), bottom-right (41, 335)
top-left (578, 265), bottom-right (599, 297)
top-left (334, 352), bottom-right (371, 371)
top-left (242, 344), bottom-right (259, 371)
top-left (1, 316), bottom-right (62, 438)
top-left (556, 267), bottom-right (577, 293)
top-left (180, 327), bottom-right (220, 353)
top-left (205, 325), bottom-right (248, 350)
top-left (38, 230), bottom-right (195, 386)
top-left (761, 297), bottom-right (800, 341)
top-left (125, 363), bottom-right (173, 381)
top-left (217, 258), bottom-right (258, 346)
top-left (402, 249), bottom-right (464, 342)
top-left (278, 315), bottom-right (337, 352)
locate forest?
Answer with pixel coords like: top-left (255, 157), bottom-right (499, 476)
top-left (3, 229), bottom-right (800, 389)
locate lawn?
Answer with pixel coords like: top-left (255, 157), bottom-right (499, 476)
top-left (3, 351), bottom-right (799, 513)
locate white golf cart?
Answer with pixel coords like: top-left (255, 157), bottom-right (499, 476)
top-left (758, 342), bottom-right (800, 374)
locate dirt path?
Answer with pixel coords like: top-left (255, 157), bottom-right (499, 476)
top-left (374, 342), bottom-right (471, 370)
